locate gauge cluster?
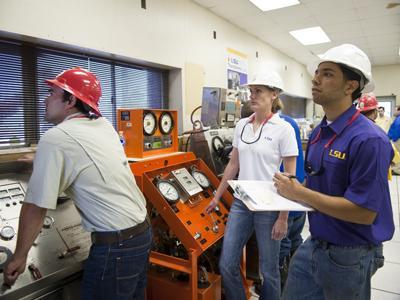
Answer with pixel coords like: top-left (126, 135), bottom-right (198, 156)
top-left (141, 158), bottom-right (233, 252)
top-left (117, 109), bottom-right (178, 158)
top-left (153, 165), bottom-right (213, 204)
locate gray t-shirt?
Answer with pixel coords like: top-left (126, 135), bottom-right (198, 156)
top-left (24, 117), bottom-right (147, 232)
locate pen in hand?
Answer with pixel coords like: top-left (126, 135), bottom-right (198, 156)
top-left (282, 173), bottom-right (297, 180)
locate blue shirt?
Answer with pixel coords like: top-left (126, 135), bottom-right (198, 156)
top-left (388, 116), bottom-right (400, 142)
top-left (306, 105), bottom-right (394, 246)
top-left (279, 114), bottom-right (305, 218)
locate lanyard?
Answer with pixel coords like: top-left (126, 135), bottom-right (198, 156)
top-left (305, 110), bottom-right (360, 176)
top-left (240, 113), bottom-right (274, 145)
top-left (310, 110), bottom-right (360, 149)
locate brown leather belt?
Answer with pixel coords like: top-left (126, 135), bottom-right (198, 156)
top-left (91, 216), bottom-right (150, 245)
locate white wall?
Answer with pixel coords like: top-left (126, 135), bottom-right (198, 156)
top-left (372, 65), bottom-right (400, 105)
top-left (0, 0), bottom-right (314, 130)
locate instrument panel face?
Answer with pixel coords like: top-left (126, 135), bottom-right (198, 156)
top-left (190, 169), bottom-right (211, 189)
top-left (171, 168), bottom-right (203, 196)
top-left (143, 159), bottom-right (231, 252)
top-left (0, 176), bottom-right (91, 299)
top-left (156, 180), bottom-right (180, 203)
top-left (143, 111), bottom-right (157, 136)
top-left (159, 111), bottom-right (174, 135)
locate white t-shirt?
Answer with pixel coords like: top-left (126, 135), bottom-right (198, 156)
top-left (233, 114), bottom-right (298, 182)
top-left (24, 117), bottom-right (147, 232)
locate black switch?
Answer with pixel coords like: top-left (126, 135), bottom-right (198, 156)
top-left (200, 239), bottom-right (207, 245)
top-left (203, 190), bottom-right (210, 198)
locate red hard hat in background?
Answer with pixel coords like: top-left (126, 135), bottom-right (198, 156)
top-left (357, 93), bottom-right (378, 112)
top-left (45, 67), bottom-right (102, 116)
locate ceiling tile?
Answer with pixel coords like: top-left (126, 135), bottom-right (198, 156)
top-left (192, 0), bottom-right (400, 66)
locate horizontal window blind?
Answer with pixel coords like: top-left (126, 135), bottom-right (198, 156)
top-left (0, 40), bottom-right (168, 148)
top-left (0, 42), bottom-right (25, 147)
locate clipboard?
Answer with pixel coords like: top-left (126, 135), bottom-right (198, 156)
top-left (228, 180), bottom-right (313, 211)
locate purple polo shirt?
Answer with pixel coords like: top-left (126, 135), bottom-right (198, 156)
top-left (306, 105), bottom-right (394, 246)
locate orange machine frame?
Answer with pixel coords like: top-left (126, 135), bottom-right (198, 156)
top-left (130, 153), bottom-right (234, 300)
top-left (118, 109), bottom-right (178, 158)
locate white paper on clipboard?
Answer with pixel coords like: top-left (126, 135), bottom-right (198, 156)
top-left (228, 180), bottom-right (313, 211)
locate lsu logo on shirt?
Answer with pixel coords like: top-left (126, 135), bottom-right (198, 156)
top-left (329, 149), bottom-right (346, 160)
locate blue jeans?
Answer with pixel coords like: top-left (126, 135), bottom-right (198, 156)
top-left (282, 237), bottom-right (384, 300)
top-left (279, 212), bottom-right (306, 266)
top-left (81, 227), bottom-right (152, 300)
top-left (219, 199), bottom-right (281, 300)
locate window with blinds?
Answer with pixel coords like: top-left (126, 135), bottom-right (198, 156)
top-left (0, 40), bottom-right (168, 148)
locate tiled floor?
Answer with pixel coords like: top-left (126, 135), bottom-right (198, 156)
top-left (250, 176), bottom-right (400, 299)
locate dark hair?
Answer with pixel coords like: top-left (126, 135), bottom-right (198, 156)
top-left (63, 91), bottom-right (98, 119)
top-left (378, 106), bottom-right (385, 111)
top-left (338, 64), bottom-right (365, 101)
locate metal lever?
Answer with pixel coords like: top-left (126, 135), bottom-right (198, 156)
top-left (28, 263), bottom-right (42, 280)
top-left (58, 245), bottom-right (80, 259)
top-left (209, 213), bottom-right (219, 233)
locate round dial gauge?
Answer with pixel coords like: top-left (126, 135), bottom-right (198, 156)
top-left (43, 216), bottom-right (55, 229)
top-left (191, 170), bottom-right (210, 189)
top-left (212, 136), bottom-right (224, 152)
top-left (159, 112), bottom-right (174, 135)
top-left (0, 226), bottom-right (16, 241)
top-left (0, 246), bottom-right (12, 271)
top-left (143, 111), bottom-right (157, 136)
top-left (157, 180), bottom-right (180, 203)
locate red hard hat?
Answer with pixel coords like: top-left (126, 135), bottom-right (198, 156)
top-left (357, 93), bottom-right (378, 112)
top-left (45, 67), bottom-right (102, 116)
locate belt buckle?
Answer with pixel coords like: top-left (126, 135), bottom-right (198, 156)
top-left (91, 232), bottom-right (98, 245)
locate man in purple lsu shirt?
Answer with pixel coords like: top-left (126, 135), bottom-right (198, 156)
top-left (273, 44), bottom-right (394, 300)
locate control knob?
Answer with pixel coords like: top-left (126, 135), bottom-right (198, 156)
top-left (0, 226), bottom-right (16, 241)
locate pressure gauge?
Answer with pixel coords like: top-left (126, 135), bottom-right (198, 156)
top-left (143, 111), bottom-right (157, 136)
top-left (159, 112), bottom-right (174, 135)
top-left (212, 136), bottom-right (224, 152)
top-left (157, 180), bottom-right (180, 203)
top-left (0, 246), bottom-right (12, 271)
top-left (0, 226), bottom-right (16, 241)
top-left (43, 216), bottom-right (55, 229)
top-left (191, 169), bottom-right (211, 189)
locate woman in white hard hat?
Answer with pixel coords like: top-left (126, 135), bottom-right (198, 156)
top-left (273, 44), bottom-right (394, 300)
top-left (206, 70), bottom-right (298, 300)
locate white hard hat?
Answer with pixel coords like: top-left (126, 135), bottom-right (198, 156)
top-left (245, 70), bottom-right (284, 91)
top-left (308, 44), bottom-right (374, 93)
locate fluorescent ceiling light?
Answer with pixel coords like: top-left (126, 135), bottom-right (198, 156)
top-left (249, 0), bottom-right (300, 11)
top-left (290, 26), bottom-right (331, 45)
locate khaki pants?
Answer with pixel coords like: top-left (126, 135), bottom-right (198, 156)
top-left (392, 140), bottom-right (400, 175)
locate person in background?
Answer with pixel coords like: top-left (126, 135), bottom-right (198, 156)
top-left (376, 106), bottom-right (392, 132)
top-left (277, 111), bottom-right (306, 291)
top-left (389, 106), bottom-right (400, 175)
top-left (357, 93), bottom-right (400, 180)
top-left (273, 44), bottom-right (394, 300)
top-left (3, 67), bottom-right (152, 299)
top-left (243, 100), bottom-right (307, 295)
top-left (357, 93), bottom-right (378, 121)
top-left (206, 70), bottom-right (298, 300)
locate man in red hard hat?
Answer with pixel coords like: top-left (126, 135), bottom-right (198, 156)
top-left (357, 93), bottom-right (378, 121)
top-left (4, 67), bottom-right (152, 299)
